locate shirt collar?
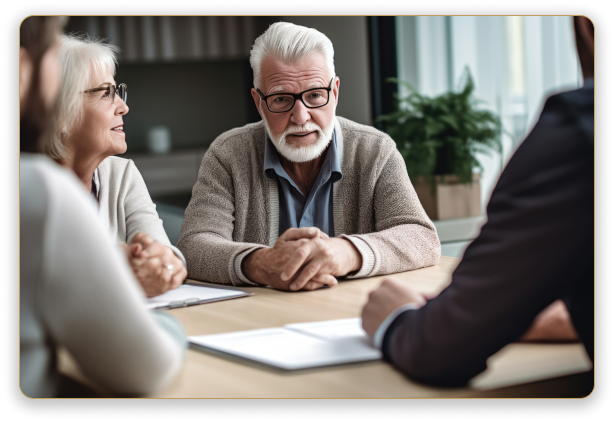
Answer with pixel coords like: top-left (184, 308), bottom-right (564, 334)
top-left (263, 129), bottom-right (342, 180)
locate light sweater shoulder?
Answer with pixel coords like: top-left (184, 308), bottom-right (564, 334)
top-left (21, 155), bottom-right (94, 208)
top-left (98, 155), bottom-right (139, 180)
top-left (22, 154), bottom-right (81, 182)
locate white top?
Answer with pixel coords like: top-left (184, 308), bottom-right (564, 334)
top-left (96, 156), bottom-right (185, 265)
top-left (20, 155), bottom-right (186, 397)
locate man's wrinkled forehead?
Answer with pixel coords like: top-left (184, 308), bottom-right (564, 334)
top-left (260, 54), bottom-right (331, 93)
top-left (268, 78), bottom-right (326, 94)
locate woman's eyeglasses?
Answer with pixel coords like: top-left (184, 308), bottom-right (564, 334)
top-left (84, 83), bottom-right (128, 104)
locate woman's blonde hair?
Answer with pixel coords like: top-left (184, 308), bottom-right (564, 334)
top-left (46, 33), bottom-right (120, 160)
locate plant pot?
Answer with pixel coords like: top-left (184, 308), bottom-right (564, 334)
top-left (412, 174), bottom-right (481, 221)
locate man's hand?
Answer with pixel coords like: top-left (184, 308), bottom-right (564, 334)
top-left (361, 278), bottom-right (428, 337)
top-left (279, 235), bottom-right (363, 291)
top-left (520, 299), bottom-right (579, 342)
top-left (123, 232), bottom-right (187, 298)
top-left (242, 227), bottom-right (339, 291)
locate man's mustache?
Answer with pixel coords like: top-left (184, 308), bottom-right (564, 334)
top-left (284, 123), bottom-right (322, 136)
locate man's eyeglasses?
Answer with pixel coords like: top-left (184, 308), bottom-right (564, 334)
top-left (256, 77), bottom-right (334, 113)
top-left (84, 83), bottom-right (128, 104)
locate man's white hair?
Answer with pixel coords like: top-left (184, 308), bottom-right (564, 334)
top-left (249, 22), bottom-right (335, 89)
top-left (46, 33), bottom-right (120, 160)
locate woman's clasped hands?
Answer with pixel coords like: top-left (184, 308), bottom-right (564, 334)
top-left (122, 232), bottom-right (187, 298)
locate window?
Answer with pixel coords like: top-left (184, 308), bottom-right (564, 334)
top-left (393, 16), bottom-right (582, 212)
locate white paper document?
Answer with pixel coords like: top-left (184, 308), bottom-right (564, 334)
top-left (145, 284), bottom-right (250, 310)
top-left (189, 317), bottom-right (382, 370)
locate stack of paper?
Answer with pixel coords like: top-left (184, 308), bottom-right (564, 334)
top-left (189, 317), bottom-right (381, 370)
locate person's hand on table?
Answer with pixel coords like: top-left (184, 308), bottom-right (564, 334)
top-left (121, 232), bottom-right (187, 298)
top-left (242, 227), bottom-right (340, 291)
top-left (277, 230), bottom-right (363, 291)
top-left (519, 299), bottom-right (579, 342)
top-left (361, 278), bottom-right (429, 337)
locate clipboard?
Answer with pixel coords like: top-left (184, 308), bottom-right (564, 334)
top-left (145, 282), bottom-right (253, 311)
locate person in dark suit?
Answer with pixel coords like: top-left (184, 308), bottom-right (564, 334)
top-left (361, 16), bottom-right (594, 387)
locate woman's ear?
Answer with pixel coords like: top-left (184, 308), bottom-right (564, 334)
top-left (20, 47), bottom-right (33, 111)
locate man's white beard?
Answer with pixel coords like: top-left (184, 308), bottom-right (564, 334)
top-left (261, 108), bottom-right (335, 163)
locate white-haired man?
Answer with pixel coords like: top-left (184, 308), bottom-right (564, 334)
top-left (177, 22), bottom-right (440, 291)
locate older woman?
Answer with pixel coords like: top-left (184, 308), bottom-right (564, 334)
top-left (47, 34), bottom-right (186, 297)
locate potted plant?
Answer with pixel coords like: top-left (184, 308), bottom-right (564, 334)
top-left (376, 68), bottom-right (502, 220)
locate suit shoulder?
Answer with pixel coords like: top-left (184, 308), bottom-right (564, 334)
top-left (543, 86), bottom-right (594, 120)
top-left (541, 87), bottom-right (594, 143)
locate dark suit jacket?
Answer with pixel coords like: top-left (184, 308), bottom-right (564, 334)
top-left (382, 81), bottom-right (594, 387)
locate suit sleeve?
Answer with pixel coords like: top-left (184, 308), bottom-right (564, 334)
top-left (176, 143), bottom-right (266, 286)
top-left (382, 94), bottom-right (594, 386)
top-left (347, 146), bottom-right (441, 277)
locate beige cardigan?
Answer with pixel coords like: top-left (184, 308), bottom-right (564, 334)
top-left (97, 156), bottom-right (185, 263)
top-left (177, 116), bottom-right (440, 286)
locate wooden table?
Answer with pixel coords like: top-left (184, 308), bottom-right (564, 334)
top-left (139, 256), bottom-right (591, 398)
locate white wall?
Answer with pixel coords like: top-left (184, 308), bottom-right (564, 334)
top-left (524, 16), bottom-right (581, 132)
top-left (451, 16), bottom-right (513, 207)
top-left (396, 16), bottom-right (449, 98)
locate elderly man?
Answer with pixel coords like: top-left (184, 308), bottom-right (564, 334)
top-left (177, 22), bottom-right (440, 291)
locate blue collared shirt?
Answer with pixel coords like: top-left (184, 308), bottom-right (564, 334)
top-left (263, 130), bottom-right (343, 237)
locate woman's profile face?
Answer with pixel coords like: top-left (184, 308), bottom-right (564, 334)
top-left (69, 66), bottom-right (129, 160)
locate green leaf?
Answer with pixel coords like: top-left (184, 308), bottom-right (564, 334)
top-left (377, 68), bottom-right (502, 180)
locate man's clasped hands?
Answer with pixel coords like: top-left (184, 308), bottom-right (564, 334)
top-left (242, 227), bottom-right (363, 291)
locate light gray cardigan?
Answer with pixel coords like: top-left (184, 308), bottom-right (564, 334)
top-left (97, 156), bottom-right (185, 263)
top-left (177, 116), bottom-right (440, 286)
top-left (20, 155), bottom-right (185, 397)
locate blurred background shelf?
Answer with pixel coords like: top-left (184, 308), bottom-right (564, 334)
top-left (65, 16), bottom-right (372, 155)
top-left (122, 148), bottom-right (207, 198)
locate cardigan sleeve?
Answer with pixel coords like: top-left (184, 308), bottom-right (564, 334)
top-left (119, 160), bottom-right (185, 265)
top-left (176, 143), bottom-right (267, 286)
top-left (346, 147), bottom-right (441, 277)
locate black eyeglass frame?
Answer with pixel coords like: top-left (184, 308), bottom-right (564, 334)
top-left (83, 83), bottom-right (128, 104)
top-left (256, 77), bottom-right (334, 113)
